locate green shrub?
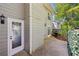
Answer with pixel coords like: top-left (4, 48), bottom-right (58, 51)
top-left (59, 21), bottom-right (74, 37)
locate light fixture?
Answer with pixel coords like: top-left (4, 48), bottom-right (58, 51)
top-left (0, 14), bottom-right (5, 24)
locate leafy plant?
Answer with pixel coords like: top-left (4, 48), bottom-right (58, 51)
top-left (52, 3), bottom-right (79, 37)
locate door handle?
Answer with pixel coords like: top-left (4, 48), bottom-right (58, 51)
top-left (10, 36), bottom-right (12, 39)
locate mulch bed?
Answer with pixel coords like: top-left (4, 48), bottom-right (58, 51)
top-left (52, 34), bottom-right (67, 41)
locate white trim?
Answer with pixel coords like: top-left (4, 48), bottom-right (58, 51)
top-left (29, 3), bottom-right (32, 54)
top-left (7, 18), bottom-right (10, 56)
top-left (7, 18), bottom-right (24, 56)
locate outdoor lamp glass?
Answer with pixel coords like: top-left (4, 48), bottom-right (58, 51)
top-left (0, 14), bottom-right (5, 24)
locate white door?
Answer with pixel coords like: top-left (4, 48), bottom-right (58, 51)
top-left (8, 18), bottom-right (24, 56)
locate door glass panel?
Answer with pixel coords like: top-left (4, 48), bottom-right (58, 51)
top-left (12, 22), bottom-right (21, 49)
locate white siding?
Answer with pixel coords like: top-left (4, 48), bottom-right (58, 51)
top-left (30, 3), bottom-right (51, 53)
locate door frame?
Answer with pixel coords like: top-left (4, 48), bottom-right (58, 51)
top-left (7, 18), bottom-right (24, 56)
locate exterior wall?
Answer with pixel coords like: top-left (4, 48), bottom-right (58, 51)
top-left (0, 3), bottom-right (52, 55)
top-left (24, 4), bottom-right (30, 53)
top-left (0, 3), bottom-right (25, 20)
top-left (43, 4), bottom-right (52, 35)
top-left (0, 3), bottom-right (25, 56)
top-left (30, 3), bottom-right (51, 53)
top-left (47, 19), bottom-right (52, 35)
top-left (0, 19), bottom-right (7, 56)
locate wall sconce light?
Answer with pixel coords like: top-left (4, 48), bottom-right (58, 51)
top-left (0, 14), bottom-right (5, 24)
